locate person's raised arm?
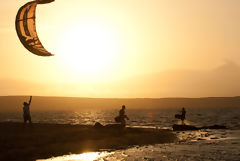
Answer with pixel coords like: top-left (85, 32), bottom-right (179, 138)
top-left (28, 96), bottom-right (32, 105)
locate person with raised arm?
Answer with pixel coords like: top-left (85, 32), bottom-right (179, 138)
top-left (23, 96), bottom-right (32, 124)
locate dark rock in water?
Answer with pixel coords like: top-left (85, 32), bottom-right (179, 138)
top-left (210, 137), bottom-right (219, 139)
top-left (172, 124), bottom-right (198, 131)
top-left (94, 122), bottom-right (104, 128)
top-left (201, 125), bottom-right (227, 129)
top-left (172, 124), bottom-right (227, 131)
top-left (104, 123), bottom-right (123, 128)
top-left (94, 122), bottom-right (124, 128)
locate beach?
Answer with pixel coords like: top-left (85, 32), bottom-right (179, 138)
top-left (0, 122), bottom-right (176, 161)
top-left (0, 106), bottom-right (239, 160)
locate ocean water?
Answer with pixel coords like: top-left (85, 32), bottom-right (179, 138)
top-left (1, 107), bottom-right (240, 160)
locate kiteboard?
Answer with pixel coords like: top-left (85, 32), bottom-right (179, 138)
top-left (115, 116), bottom-right (121, 123)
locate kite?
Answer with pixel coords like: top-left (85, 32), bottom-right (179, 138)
top-left (15, 0), bottom-right (55, 56)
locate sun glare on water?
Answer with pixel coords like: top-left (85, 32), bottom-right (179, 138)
top-left (57, 23), bottom-right (120, 80)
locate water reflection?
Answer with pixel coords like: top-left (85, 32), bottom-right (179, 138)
top-left (37, 152), bottom-right (112, 161)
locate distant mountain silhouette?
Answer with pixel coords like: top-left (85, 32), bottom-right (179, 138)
top-left (0, 96), bottom-right (240, 112)
top-left (107, 60), bottom-right (240, 97)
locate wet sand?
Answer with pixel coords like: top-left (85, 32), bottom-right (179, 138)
top-left (96, 130), bottom-right (240, 161)
top-left (0, 122), bottom-right (176, 161)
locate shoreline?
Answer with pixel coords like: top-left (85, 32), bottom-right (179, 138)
top-left (0, 122), bottom-right (176, 161)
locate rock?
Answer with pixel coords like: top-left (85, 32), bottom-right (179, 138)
top-left (172, 124), bottom-right (198, 131)
top-left (172, 124), bottom-right (227, 131)
top-left (201, 125), bottom-right (227, 129)
top-left (104, 123), bottom-right (123, 128)
top-left (94, 122), bottom-right (104, 128)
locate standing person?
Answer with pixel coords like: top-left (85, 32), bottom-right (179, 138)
top-left (23, 96), bottom-right (32, 124)
top-left (181, 107), bottom-right (186, 124)
top-left (115, 105), bottom-right (129, 126)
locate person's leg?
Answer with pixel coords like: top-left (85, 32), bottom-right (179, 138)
top-left (23, 116), bottom-right (27, 128)
top-left (29, 116), bottom-right (32, 124)
top-left (121, 119), bottom-right (126, 127)
top-left (24, 116), bottom-right (27, 124)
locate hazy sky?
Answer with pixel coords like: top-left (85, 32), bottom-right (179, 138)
top-left (0, 0), bottom-right (240, 97)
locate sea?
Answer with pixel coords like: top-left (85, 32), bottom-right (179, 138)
top-left (0, 107), bottom-right (240, 161)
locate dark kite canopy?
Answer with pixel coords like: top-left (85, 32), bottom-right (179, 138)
top-left (15, 0), bottom-right (54, 56)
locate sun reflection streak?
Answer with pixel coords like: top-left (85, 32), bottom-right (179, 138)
top-left (37, 152), bottom-right (112, 161)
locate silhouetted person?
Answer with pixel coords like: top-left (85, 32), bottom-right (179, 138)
top-left (115, 105), bottom-right (129, 126)
top-left (23, 96), bottom-right (32, 124)
top-left (181, 107), bottom-right (186, 124)
top-left (175, 107), bottom-right (186, 125)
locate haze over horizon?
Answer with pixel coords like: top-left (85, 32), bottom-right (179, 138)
top-left (0, 0), bottom-right (240, 98)
top-left (1, 60), bottom-right (240, 98)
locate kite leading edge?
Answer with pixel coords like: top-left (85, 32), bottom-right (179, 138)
top-left (15, 0), bottom-right (55, 56)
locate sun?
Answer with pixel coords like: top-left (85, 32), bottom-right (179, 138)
top-left (57, 23), bottom-right (119, 81)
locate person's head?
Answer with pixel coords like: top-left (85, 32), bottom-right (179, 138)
top-left (23, 102), bottom-right (28, 106)
top-left (122, 105), bottom-right (126, 109)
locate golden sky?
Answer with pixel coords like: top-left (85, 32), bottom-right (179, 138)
top-left (0, 0), bottom-right (240, 97)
